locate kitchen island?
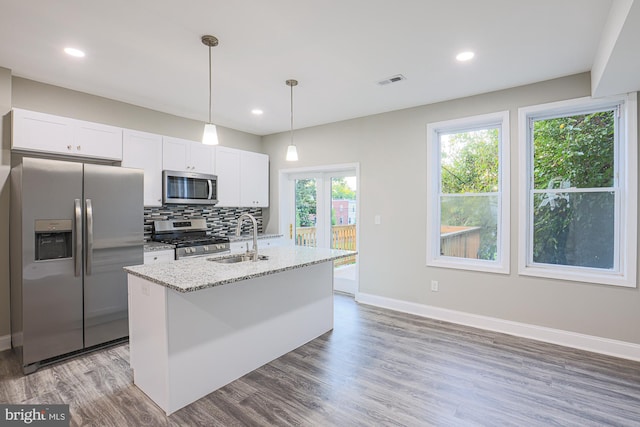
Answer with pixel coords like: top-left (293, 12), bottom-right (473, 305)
top-left (124, 245), bottom-right (355, 415)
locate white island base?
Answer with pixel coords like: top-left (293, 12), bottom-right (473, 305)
top-left (127, 261), bottom-right (334, 415)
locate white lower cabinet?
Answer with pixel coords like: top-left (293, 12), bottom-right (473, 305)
top-left (230, 236), bottom-right (284, 253)
top-left (144, 250), bottom-right (175, 264)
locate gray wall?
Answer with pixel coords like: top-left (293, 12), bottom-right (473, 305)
top-left (0, 68), bottom-right (12, 338)
top-left (11, 77), bottom-right (262, 152)
top-left (263, 72), bottom-right (640, 345)
top-left (0, 73), bottom-right (262, 340)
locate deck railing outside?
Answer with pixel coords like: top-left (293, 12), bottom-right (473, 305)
top-left (295, 225), bottom-right (356, 267)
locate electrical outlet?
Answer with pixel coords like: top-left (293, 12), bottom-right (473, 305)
top-left (430, 280), bottom-right (439, 292)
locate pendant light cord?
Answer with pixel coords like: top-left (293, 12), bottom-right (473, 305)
top-left (290, 82), bottom-right (294, 145)
top-left (208, 45), bottom-right (212, 124)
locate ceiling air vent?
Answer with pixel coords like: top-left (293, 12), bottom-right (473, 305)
top-left (377, 74), bottom-right (407, 86)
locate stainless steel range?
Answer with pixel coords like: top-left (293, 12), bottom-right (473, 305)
top-left (152, 218), bottom-right (230, 259)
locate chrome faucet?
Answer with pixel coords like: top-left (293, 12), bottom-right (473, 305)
top-left (236, 213), bottom-right (258, 261)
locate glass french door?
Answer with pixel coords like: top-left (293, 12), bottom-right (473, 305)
top-left (286, 169), bottom-right (358, 294)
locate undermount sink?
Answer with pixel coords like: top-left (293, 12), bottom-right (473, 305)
top-left (209, 254), bottom-right (269, 264)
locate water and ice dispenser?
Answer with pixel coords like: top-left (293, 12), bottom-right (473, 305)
top-left (34, 219), bottom-right (73, 261)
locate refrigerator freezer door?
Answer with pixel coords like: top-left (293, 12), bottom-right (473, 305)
top-left (83, 164), bottom-right (143, 347)
top-left (19, 158), bottom-right (84, 365)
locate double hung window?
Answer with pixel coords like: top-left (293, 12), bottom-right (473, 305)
top-left (518, 94), bottom-right (637, 287)
top-left (427, 111), bottom-right (510, 274)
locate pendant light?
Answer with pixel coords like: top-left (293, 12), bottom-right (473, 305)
top-left (286, 79), bottom-right (299, 161)
top-left (201, 35), bottom-right (219, 145)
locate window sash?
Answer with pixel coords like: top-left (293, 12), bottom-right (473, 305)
top-left (427, 110), bottom-right (510, 274)
top-left (518, 94), bottom-right (636, 287)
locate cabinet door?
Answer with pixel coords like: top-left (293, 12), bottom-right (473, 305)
top-left (240, 151), bottom-right (269, 207)
top-left (12, 108), bottom-right (75, 155)
top-left (162, 137), bottom-right (214, 173)
top-left (122, 130), bottom-right (163, 206)
top-left (75, 120), bottom-right (123, 160)
top-left (215, 146), bottom-right (242, 207)
top-left (189, 141), bottom-right (215, 174)
top-left (260, 236), bottom-right (284, 248)
top-left (144, 250), bottom-right (175, 264)
top-left (12, 109), bottom-right (123, 160)
top-left (162, 137), bottom-right (190, 171)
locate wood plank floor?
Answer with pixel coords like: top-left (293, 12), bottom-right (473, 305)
top-left (2, 293), bottom-right (640, 426)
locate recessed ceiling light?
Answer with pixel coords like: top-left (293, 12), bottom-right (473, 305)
top-left (251, 109), bottom-right (264, 115)
top-left (64, 47), bottom-right (86, 58)
top-left (456, 51), bottom-right (475, 62)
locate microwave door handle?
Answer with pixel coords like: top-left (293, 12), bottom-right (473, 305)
top-left (207, 179), bottom-right (213, 200)
top-left (85, 199), bottom-right (93, 276)
top-left (74, 199), bottom-right (82, 277)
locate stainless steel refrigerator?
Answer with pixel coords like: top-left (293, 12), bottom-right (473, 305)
top-left (10, 157), bottom-right (143, 373)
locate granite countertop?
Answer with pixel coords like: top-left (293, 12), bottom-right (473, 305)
top-left (229, 233), bottom-right (284, 242)
top-left (144, 241), bottom-right (175, 252)
top-left (124, 246), bottom-right (355, 293)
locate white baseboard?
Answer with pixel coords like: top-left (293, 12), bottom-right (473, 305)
top-left (0, 334), bottom-right (11, 352)
top-left (355, 292), bottom-right (640, 362)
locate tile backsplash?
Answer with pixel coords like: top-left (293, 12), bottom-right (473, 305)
top-left (144, 205), bottom-right (263, 240)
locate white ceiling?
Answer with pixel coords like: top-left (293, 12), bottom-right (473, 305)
top-left (0, 0), bottom-right (638, 136)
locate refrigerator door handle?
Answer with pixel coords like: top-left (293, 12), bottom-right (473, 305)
top-left (74, 198), bottom-right (82, 277)
top-left (207, 179), bottom-right (213, 200)
top-left (86, 198), bottom-right (94, 276)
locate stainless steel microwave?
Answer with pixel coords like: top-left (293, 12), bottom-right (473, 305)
top-left (162, 170), bottom-right (218, 205)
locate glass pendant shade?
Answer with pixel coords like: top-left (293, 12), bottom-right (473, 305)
top-left (202, 123), bottom-right (219, 145)
top-left (286, 144), bottom-right (298, 161)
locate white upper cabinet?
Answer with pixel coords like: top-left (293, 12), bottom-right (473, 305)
top-left (215, 146), bottom-right (269, 207)
top-left (12, 108), bottom-right (123, 160)
top-left (162, 136), bottom-right (215, 174)
top-left (121, 130), bottom-right (163, 207)
top-left (214, 146), bottom-right (242, 207)
top-left (240, 151), bottom-right (269, 207)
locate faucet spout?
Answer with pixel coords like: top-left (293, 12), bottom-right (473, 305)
top-left (236, 213), bottom-right (258, 261)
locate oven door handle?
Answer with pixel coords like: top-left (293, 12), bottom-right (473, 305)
top-left (207, 179), bottom-right (213, 200)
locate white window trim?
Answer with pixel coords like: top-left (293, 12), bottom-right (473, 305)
top-left (426, 111), bottom-right (510, 274)
top-left (517, 93), bottom-right (637, 287)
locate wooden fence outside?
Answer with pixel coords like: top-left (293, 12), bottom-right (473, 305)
top-left (440, 225), bottom-right (481, 259)
top-left (295, 224), bottom-right (480, 265)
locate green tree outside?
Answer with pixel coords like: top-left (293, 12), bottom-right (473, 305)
top-left (296, 179), bottom-right (316, 227)
top-left (440, 128), bottom-right (499, 260)
top-left (532, 111), bottom-right (615, 268)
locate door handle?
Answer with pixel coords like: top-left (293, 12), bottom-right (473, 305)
top-left (74, 199), bottom-right (82, 277)
top-left (289, 223), bottom-right (293, 239)
top-left (207, 179), bottom-right (213, 200)
top-left (85, 198), bottom-right (93, 276)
